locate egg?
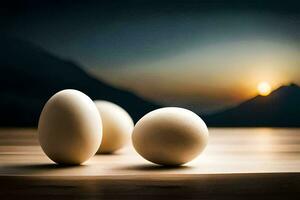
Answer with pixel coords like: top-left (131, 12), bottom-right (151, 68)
top-left (132, 107), bottom-right (209, 166)
top-left (95, 100), bottom-right (134, 153)
top-left (38, 89), bottom-right (102, 165)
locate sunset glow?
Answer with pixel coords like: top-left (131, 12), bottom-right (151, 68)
top-left (257, 82), bottom-right (272, 96)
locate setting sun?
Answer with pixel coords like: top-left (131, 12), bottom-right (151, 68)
top-left (257, 82), bottom-right (272, 96)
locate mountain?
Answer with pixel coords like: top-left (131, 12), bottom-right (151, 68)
top-left (0, 36), bottom-right (159, 126)
top-left (204, 83), bottom-right (300, 127)
top-left (1, 36), bottom-right (299, 127)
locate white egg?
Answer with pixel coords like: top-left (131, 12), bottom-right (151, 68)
top-left (132, 107), bottom-right (209, 166)
top-left (38, 89), bottom-right (102, 165)
top-left (95, 100), bottom-right (134, 153)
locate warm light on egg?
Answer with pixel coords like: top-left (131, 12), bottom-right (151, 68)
top-left (257, 82), bottom-right (272, 96)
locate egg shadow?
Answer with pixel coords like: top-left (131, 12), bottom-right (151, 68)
top-left (117, 164), bottom-right (192, 171)
top-left (20, 163), bottom-right (86, 169)
top-left (1, 163), bottom-right (87, 174)
top-left (95, 151), bottom-right (123, 156)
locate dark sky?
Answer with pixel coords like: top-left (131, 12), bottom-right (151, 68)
top-left (1, 0), bottom-right (300, 112)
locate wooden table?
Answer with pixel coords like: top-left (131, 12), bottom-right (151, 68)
top-left (0, 128), bottom-right (299, 199)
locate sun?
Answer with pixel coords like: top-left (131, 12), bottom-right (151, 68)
top-left (257, 81), bottom-right (272, 96)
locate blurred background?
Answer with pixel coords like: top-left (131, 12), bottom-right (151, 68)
top-left (0, 0), bottom-right (300, 127)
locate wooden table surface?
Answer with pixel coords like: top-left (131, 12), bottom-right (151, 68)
top-left (0, 128), bottom-right (299, 199)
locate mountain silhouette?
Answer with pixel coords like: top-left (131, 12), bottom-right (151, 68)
top-left (1, 36), bottom-right (299, 127)
top-left (0, 36), bottom-right (159, 126)
top-left (204, 83), bottom-right (300, 127)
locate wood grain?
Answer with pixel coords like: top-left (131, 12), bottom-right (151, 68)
top-left (0, 128), bottom-right (299, 199)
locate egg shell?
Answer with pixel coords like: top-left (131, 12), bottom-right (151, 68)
top-left (95, 100), bottom-right (134, 153)
top-left (132, 107), bottom-right (209, 166)
top-left (38, 89), bottom-right (102, 165)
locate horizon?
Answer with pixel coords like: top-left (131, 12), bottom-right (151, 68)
top-left (1, 0), bottom-right (300, 113)
top-left (2, 34), bottom-right (299, 115)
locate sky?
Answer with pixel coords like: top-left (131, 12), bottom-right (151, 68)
top-left (1, 0), bottom-right (300, 113)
